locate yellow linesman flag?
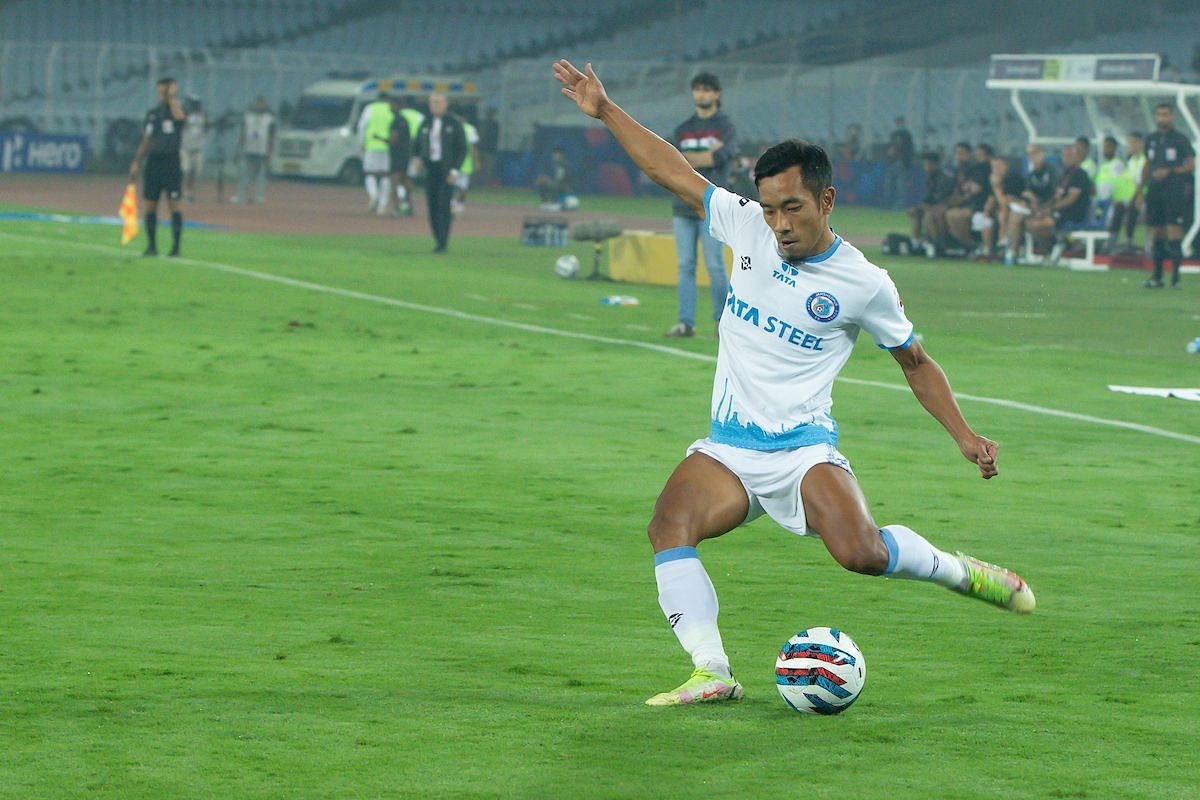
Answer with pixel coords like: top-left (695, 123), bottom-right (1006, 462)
top-left (119, 182), bottom-right (139, 245)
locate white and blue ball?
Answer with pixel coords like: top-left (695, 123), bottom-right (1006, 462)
top-left (775, 627), bottom-right (866, 715)
top-left (554, 254), bottom-right (580, 278)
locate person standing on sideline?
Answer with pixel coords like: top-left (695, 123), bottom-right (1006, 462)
top-left (1138, 103), bottom-right (1195, 288)
top-left (411, 92), bottom-right (467, 253)
top-left (129, 77), bottom-right (186, 257)
top-left (554, 59), bottom-right (1033, 707)
top-left (667, 72), bottom-right (738, 338)
top-left (180, 95), bottom-right (207, 202)
top-left (451, 117), bottom-right (480, 216)
top-left (884, 116), bottom-right (915, 210)
top-left (1108, 132), bottom-right (1146, 252)
top-left (357, 93), bottom-right (395, 215)
top-left (232, 96), bottom-right (275, 205)
top-left (386, 95), bottom-right (413, 216)
top-left (395, 99), bottom-right (424, 216)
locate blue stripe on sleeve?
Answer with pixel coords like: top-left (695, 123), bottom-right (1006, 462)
top-left (654, 545), bottom-right (699, 566)
top-left (877, 332), bottom-right (915, 351)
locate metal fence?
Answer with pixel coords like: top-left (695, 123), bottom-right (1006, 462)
top-left (494, 58), bottom-right (1096, 158)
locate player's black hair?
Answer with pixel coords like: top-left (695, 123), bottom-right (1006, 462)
top-left (1074, 136), bottom-right (1091, 148)
top-left (1129, 130), bottom-right (1144, 139)
top-left (1155, 101), bottom-right (1174, 113)
top-left (920, 150), bottom-right (941, 163)
top-left (954, 141), bottom-right (971, 152)
top-left (690, 72), bottom-right (721, 92)
top-left (753, 139), bottom-right (831, 198)
top-left (1103, 135), bottom-right (1118, 146)
top-left (976, 143), bottom-right (995, 158)
top-left (157, 76), bottom-right (175, 86)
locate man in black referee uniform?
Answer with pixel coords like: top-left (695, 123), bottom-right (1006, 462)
top-left (1137, 103), bottom-right (1195, 288)
top-left (130, 77), bottom-right (187, 257)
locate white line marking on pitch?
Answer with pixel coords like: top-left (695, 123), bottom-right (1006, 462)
top-left (949, 311), bottom-right (1049, 318)
top-left (567, 313), bottom-right (594, 321)
top-left (511, 303), bottom-right (538, 310)
top-left (3, 229), bottom-right (1197, 447)
top-left (463, 293), bottom-right (488, 301)
top-left (624, 324), bottom-right (651, 331)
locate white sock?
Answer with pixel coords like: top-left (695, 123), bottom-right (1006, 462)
top-left (365, 175), bottom-right (378, 204)
top-left (654, 546), bottom-right (730, 676)
top-left (378, 177), bottom-right (391, 209)
top-left (879, 525), bottom-right (966, 589)
top-left (396, 184), bottom-right (407, 201)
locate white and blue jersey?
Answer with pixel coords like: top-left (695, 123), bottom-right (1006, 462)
top-left (704, 185), bottom-right (914, 451)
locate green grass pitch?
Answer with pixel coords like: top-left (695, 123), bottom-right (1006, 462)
top-left (1, 205), bottom-right (1198, 799)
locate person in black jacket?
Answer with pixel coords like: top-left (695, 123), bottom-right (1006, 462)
top-left (410, 92), bottom-right (468, 253)
top-left (667, 72), bottom-right (738, 338)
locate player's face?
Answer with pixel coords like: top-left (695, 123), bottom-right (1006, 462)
top-left (157, 82), bottom-right (174, 103)
top-left (1102, 140), bottom-right (1116, 159)
top-left (1026, 147), bottom-right (1044, 167)
top-left (757, 166), bottom-right (835, 261)
top-left (691, 86), bottom-right (718, 110)
top-left (1127, 136), bottom-right (1142, 154)
top-left (429, 94), bottom-right (448, 116)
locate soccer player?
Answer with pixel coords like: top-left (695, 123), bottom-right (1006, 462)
top-left (553, 59), bottom-right (1035, 706)
top-left (130, 77), bottom-right (186, 257)
top-left (357, 93), bottom-right (394, 215)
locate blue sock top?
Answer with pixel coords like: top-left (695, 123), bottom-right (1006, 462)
top-left (653, 545), bottom-right (698, 566)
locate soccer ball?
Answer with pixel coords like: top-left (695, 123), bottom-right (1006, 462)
top-left (554, 254), bottom-right (580, 278)
top-left (775, 627), bottom-right (866, 714)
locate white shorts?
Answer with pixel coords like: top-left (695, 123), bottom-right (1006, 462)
top-left (687, 437), bottom-right (855, 537)
top-left (363, 150), bottom-right (391, 174)
top-left (181, 149), bottom-right (203, 174)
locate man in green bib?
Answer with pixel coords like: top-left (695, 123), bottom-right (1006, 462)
top-left (357, 93), bottom-right (395, 215)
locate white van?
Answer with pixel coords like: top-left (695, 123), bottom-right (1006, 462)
top-left (271, 75), bottom-right (480, 184)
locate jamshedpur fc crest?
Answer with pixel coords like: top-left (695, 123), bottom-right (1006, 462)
top-left (805, 292), bottom-right (840, 323)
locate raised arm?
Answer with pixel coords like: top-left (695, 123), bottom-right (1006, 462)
top-left (554, 59), bottom-right (709, 213)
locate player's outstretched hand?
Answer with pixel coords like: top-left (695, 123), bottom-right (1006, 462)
top-left (960, 434), bottom-right (999, 479)
top-left (554, 60), bottom-right (608, 119)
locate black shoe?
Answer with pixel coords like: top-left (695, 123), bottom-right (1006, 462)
top-left (167, 246), bottom-right (180, 257)
top-left (433, 245), bottom-right (447, 254)
top-left (1171, 281), bottom-right (1182, 289)
top-left (1143, 279), bottom-right (1164, 288)
top-left (142, 247), bottom-right (158, 257)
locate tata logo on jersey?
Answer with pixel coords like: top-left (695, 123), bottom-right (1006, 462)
top-left (773, 262), bottom-right (800, 287)
top-left (805, 292), bottom-right (840, 323)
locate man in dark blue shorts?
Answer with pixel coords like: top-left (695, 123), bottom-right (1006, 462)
top-left (129, 77), bottom-right (186, 257)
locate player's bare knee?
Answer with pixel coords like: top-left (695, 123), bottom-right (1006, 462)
top-left (828, 530), bottom-right (888, 576)
top-left (647, 506), bottom-right (697, 550)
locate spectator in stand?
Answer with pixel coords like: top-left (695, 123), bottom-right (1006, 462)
top-left (232, 97), bottom-right (275, 205)
top-left (943, 143), bottom-right (992, 253)
top-left (1026, 143), bottom-right (1093, 264)
top-left (1107, 132), bottom-right (1145, 252)
top-left (908, 151), bottom-right (954, 256)
top-left (535, 147), bottom-right (572, 210)
top-left (1075, 136), bottom-right (1096, 179)
top-left (884, 116), bottom-right (915, 210)
top-left (180, 95), bottom-right (207, 202)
